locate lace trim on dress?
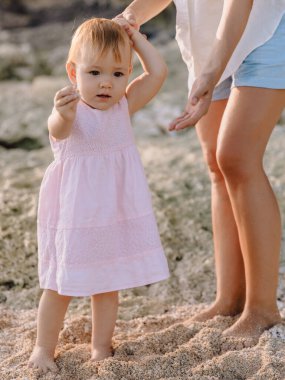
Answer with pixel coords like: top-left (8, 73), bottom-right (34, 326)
top-left (38, 212), bottom-right (163, 265)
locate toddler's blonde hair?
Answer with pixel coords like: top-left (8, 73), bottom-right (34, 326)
top-left (67, 18), bottom-right (130, 64)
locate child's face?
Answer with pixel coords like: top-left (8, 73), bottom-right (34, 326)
top-left (72, 43), bottom-right (131, 110)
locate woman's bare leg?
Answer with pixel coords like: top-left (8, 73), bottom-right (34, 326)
top-left (91, 291), bottom-right (118, 360)
top-left (28, 290), bottom-right (72, 373)
top-left (217, 87), bottom-right (285, 338)
top-left (193, 99), bottom-right (246, 321)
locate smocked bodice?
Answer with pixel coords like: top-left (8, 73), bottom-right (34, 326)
top-left (50, 97), bottom-right (135, 161)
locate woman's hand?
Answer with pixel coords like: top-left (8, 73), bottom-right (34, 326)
top-left (113, 9), bottom-right (139, 30)
top-left (169, 74), bottom-right (216, 131)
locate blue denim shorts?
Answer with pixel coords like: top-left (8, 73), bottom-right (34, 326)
top-left (212, 13), bottom-right (285, 101)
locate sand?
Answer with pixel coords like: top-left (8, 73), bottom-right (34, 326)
top-left (1, 304), bottom-right (285, 379)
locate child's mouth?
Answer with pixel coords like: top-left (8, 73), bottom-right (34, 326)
top-left (97, 94), bottom-right (111, 98)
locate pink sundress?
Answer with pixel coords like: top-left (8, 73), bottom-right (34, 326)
top-left (37, 97), bottom-right (169, 296)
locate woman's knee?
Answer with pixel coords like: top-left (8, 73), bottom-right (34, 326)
top-left (203, 148), bottom-right (224, 183)
top-left (217, 146), bottom-right (253, 184)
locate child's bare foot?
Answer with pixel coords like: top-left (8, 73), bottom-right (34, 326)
top-left (223, 309), bottom-right (282, 340)
top-left (191, 300), bottom-right (244, 322)
top-left (28, 346), bottom-right (58, 373)
top-left (91, 346), bottom-right (113, 361)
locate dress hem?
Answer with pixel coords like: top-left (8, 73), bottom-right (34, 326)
top-left (39, 272), bottom-right (170, 297)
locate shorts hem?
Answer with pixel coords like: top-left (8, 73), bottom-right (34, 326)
top-left (211, 95), bottom-right (230, 102)
top-left (232, 81), bottom-right (285, 90)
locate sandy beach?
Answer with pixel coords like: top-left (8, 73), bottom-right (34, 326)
top-left (1, 4), bottom-right (285, 378)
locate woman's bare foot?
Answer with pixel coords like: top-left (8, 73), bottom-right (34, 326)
top-left (223, 309), bottom-right (282, 340)
top-left (91, 345), bottom-right (113, 361)
top-left (28, 346), bottom-right (58, 373)
top-left (191, 300), bottom-right (244, 322)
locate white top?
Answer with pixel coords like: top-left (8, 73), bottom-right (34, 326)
top-left (173, 0), bottom-right (285, 90)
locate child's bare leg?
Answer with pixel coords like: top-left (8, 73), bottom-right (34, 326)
top-left (28, 289), bottom-right (72, 373)
top-left (217, 87), bottom-right (285, 338)
top-left (193, 100), bottom-right (246, 322)
top-left (91, 291), bottom-right (118, 361)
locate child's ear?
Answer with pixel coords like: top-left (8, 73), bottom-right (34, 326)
top-left (66, 62), bottom-right (77, 84)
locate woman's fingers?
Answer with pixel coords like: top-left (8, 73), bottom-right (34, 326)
top-left (113, 16), bottom-right (128, 27)
top-left (169, 112), bottom-right (188, 130)
top-left (169, 96), bottom-right (211, 131)
top-left (113, 11), bottom-right (139, 30)
top-left (169, 107), bottom-right (207, 130)
top-left (169, 112), bottom-right (196, 131)
top-left (122, 10), bottom-right (139, 28)
top-left (169, 76), bottom-right (214, 131)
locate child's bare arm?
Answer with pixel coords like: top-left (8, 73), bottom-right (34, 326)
top-left (124, 25), bottom-right (168, 115)
top-left (48, 85), bottom-right (80, 140)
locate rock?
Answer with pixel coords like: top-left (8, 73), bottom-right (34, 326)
top-left (0, 42), bottom-right (33, 80)
top-left (1, 0), bottom-right (169, 29)
top-left (0, 293), bottom-right (7, 303)
top-left (0, 76), bottom-right (67, 147)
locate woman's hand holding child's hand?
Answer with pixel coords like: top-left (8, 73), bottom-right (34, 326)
top-left (54, 85), bottom-right (80, 122)
top-left (123, 24), bottom-right (144, 46)
top-left (114, 12), bottom-right (214, 131)
top-left (113, 11), bottom-right (139, 30)
top-left (114, 17), bottom-right (142, 46)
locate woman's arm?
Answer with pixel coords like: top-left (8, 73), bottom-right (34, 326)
top-left (169, 0), bottom-right (254, 130)
top-left (203, 0), bottom-right (253, 85)
top-left (117, 0), bottom-right (172, 27)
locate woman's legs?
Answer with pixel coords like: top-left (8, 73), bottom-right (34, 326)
top-left (193, 99), bottom-right (246, 321)
top-left (91, 291), bottom-right (119, 360)
top-left (28, 290), bottom-right (72, 373)
top-left (217, 87), bottom-right (285, 338)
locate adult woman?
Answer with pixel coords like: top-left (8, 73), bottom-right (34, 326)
top-left (116, 0), bottom-right (285, 340)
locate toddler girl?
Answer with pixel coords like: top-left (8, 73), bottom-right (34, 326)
top-left (28, 17), bottom-right (169, 373)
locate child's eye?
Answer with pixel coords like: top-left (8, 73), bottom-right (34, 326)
top-left (90, 70), bottom-right (100, 76)
top-left (114, 72), bottom-right (124, 77)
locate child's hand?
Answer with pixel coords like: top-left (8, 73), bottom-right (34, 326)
top-left (119, 21), bottom-right (147, 49)
top-left (121, 22), bottom-right (136, 38)
top-left (54, 85), bottom-right (80, 122)
top-left (113, 16), bottom-right (145, 44)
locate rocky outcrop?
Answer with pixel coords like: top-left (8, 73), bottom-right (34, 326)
top-left (0, 0), bottom-right (176, 148)
top-left (1, 0), bottom-right (175, 30)
top-left (0, 0), bottom-right (175, 83)
top-left (1, 0), bottom-right (126, 29)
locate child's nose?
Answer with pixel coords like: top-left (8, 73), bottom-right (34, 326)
top-left (100, 80), bottom-right (112, 89)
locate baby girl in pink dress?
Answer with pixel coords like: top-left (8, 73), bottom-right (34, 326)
top-left (28, 17), bottom-right (169, 373)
